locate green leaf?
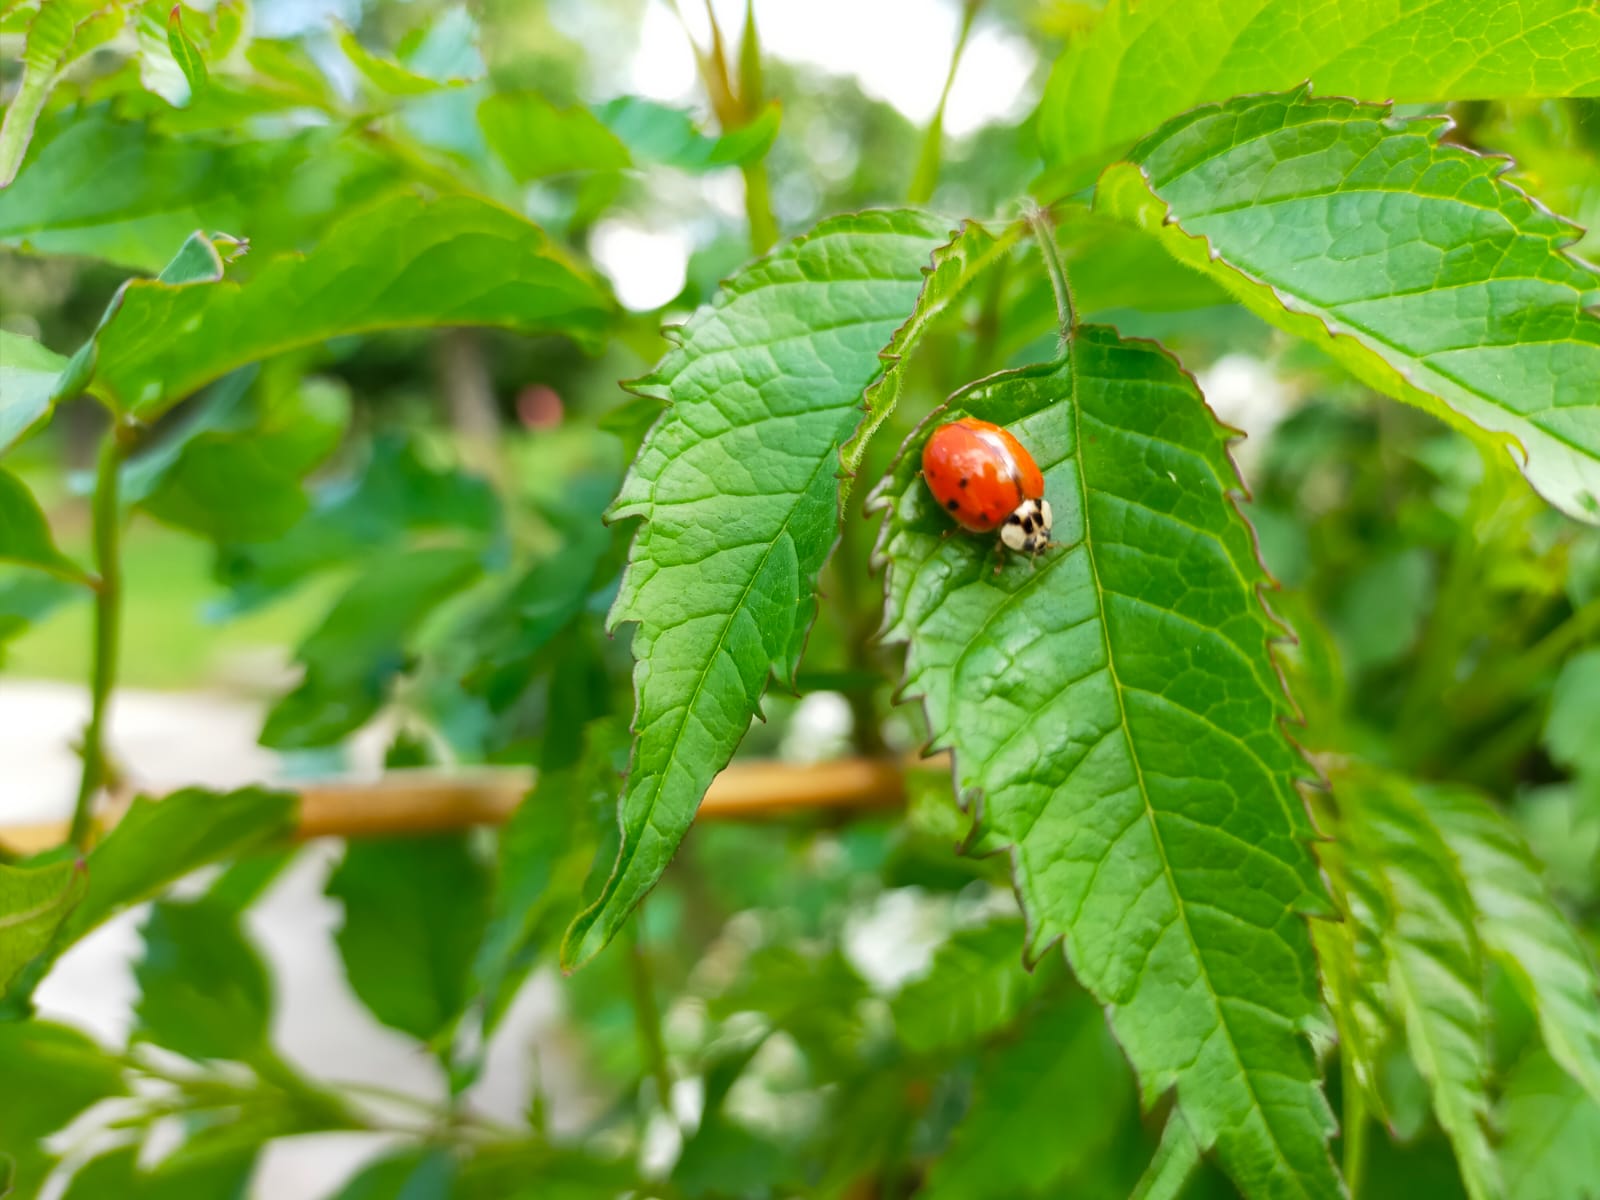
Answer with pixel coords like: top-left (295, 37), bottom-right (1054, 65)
top-left (336, 23), bottom-right (453, 98)
top-left (561, 209), bottom-right (954, 968)
top-left (261, 546), bottom-right (483, 750)
top-left (921, 993), bottom-right (1135, 1200)
top-left (1334, 767), bottom-right (1499, 1200)
top-left (0, 0), bottom-right (128, 187)
top-left (874, 329), bottom-right (1338, 1200)
top-left (1131, 1113), bottom-right (1204, 1200)
top-left (0, 111), bottom-right (396, 272)
top-left (0, 468), bottom-right (93, 585)
top-left (327, 835), bottom-right (491, 1044)
top-left (0, 1021), bottom-right (126, 1196)
top-left (1038, 0), bottom-right (1600, 187)
top-left (891, 918), bottom-right (1049, 1053)
top-left (166, 4), bottom-right (208, 98)
top-left (70, 191), bottom-right (614, 421)
top-left (0, 330), bottom-right (68, 453)
top-left (134, 897), bottom-right (271, 1061)
top-left (1544, 648), bottom-right (1600, 775)
top-left (469, 715), bottom-right (624, 1056)
top-left (1097, 89), bottom-right (1600, 522)
top-left (62, 786), bottom-right (296, 946)
top-left (123, 371), bottom-right (349, 542)
top-left (1425, 784), bottom-right (1600, 1106)
top-left (330, 1148), bottom-right (457, 1200)
top-left (595, 96), bottom-right (781, 171)
top-left (478, 92), bottom-right (631, 181)
top-left (0, 859), bottom-right (84, 992)
top-left (841, 218), bottom-right (1018, 475)
top-left (1499, 1049), bottom-right (1600, 1200)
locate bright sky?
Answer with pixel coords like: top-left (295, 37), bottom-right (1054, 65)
top-left (633, 0), bottom-right (1037, 138)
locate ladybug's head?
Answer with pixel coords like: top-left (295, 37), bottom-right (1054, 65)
top-left (1001, 497), bottom-right (1052, 556)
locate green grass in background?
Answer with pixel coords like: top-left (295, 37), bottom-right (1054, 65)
top-left (6, 517), bottom-right (334, 690)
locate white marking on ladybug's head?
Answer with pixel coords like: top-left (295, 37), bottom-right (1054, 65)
top-left (1001, 497), bottom-right (1053, 555)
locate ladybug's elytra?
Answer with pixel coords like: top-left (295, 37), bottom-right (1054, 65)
top-left (921, 417), bottom-right (1053, 558)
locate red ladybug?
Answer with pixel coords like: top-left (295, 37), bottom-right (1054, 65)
top-left (921, 417), bottom-right (1053, 558)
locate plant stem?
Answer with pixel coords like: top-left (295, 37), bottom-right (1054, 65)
top-left (1342, 1053), bottom-right (1369, 1198)
top-left (69, 433), bottom-right (126, 850)
top-left (626, 914), bottom-right (675, 1117)
top-left (1025, 206), bottom-right (1076, 345)
top-left (741, 160), bottom-right (778, 256)
top-left (908, 0), bottom-right (980, 204)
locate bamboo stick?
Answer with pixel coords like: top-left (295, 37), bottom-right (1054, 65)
top-left (0, 756), bottom-right (923, 855)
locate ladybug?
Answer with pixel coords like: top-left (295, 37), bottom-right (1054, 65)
top-left (921, 417), bottom-right (1053, 560)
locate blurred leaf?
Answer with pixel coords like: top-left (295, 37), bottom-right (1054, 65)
top-left (66, 192), bottom-right (614, 421)
top-left (336, 24), bottom-right (454, 98)
top-left (875, 332), bottom-right (1337, 1199)
top-left (215, 434), bottom-right (499, 615)
top-left (468, 714), bottom-right (624, 1060)
top-left (134, 897), bottom-right (271, 1061)
top-left (1335, 767), bottom-right (1499, 1200)
top-left (0, 468), bottom-right (93, 585)
top-left (0, 859), bottom-right (84, 992)
top-left (0, 1021), bottom-right (126, 1196)
top-left (1098, 89), bottom-right (1600, 523)
top-left (1545, 648), bottom-right (1600, 776)
top-left (922, 994), bottom-right (1134, 1200)
top-left (1499, 1048), bottom-right (1600, 1200)
top-left (327, 835), bottom-right (491, 1044)
top-left (1332, 547), bottom-right (1434, 674)
top-left (1038, 0), bottom-right (1600, 188)
top-left (1130, 1113), bottom-right (1203, 1200)
top-left (478, 92), bottom-right (630, 181)
top-left (261, 546), bottom-right (483, 750)
top-left (61, 787), bottom-right (295, 944)
top-left (0, 571), bottom-right (83, 665)
top-left (329, 1147), bottom-right (457, 1199)
top-left (0, 330), bottom-right (68, 454)
top-left (123, 373), bottom-right (349, 541)
top-left (0, 111), bottom-right (395, 271)
top-left (0, 0), bottom-right (128, 187)
top-left (561, 210), bottom-right (954, 968)
top-left (892, 918), bottom-right (1048, 1053)
top-left (165, 4), bottom-right (208, 98)
top-left (1426, 784), bottom-right (1600, 1106)
top-left (596, 96), bottom-right (780, 171)
top-left (711, 944), bottom-right (869, 1074)
top-left (61, 1141), bottom-right (257, 1200)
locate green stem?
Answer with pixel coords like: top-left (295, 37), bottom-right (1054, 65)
top-left (1343, 1053), bottom-right (1369, 1198)
top-left (1025, 206), bottom-right (1075, 344)
top-left (626, 915), bottom-right (675, 1116)
top-left (908, 0), bottom-right (981, 205)
top-left (741, 160), bottom-right (778, 256)
top-left (69, 434), bottom-right (126, 850)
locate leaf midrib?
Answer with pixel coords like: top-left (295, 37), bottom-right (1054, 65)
top-left (612, 447), bottom-right (833, 893)
top-left (1068, 371), bottom-right (1314, 1194)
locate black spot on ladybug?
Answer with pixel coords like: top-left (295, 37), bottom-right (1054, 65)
top-left (947, 499), bottom-right (959, 511)
top-left (959, 477), bottom-right (969, 488)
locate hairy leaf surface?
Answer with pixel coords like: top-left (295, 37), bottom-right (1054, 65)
top-left (562, 210), bottom-right (954, 967)
top-left (1335, 768), bottom-right (1499, 1200)
top-left (1097, 90), bottom-right (1600, 521)
top-left (70, 191), bottom-right (613, 420)
top-left (875, 328), bottom-right (1336, 1200)
top-left (1039, 0), bottom-right (1600, 184)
